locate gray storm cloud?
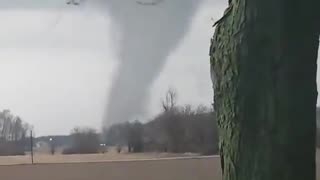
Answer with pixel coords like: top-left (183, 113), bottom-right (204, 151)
top-left (99, 0), bottom-right (204, 126)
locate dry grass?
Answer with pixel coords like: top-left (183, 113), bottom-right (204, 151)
top-left (0, 150), bottom-right (319, 180)
top-left (0, 157), bottom-right (220, 180)
top-left (0, 150), bottom-right (202, 165)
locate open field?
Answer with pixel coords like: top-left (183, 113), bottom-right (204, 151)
top-left (0, 151), bottom-right (201, 165)
top-left (0, 157), bottom-right (220, 180)
top-left (0, 152), bottom-right (320, 180)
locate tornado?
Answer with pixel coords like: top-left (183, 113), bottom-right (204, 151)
top-left (101, 0), bottom-right (204, 127)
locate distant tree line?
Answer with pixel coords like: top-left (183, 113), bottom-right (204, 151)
top-left (62, 127), bottom-right (100, 154)
top-left (34, 92), bottom-right (320, 156)
top-left (0, 110), bottom-right (31, 156)
top-left (35, 135), bottom-right (73, 148)
top-left (41, 105), bottom-right (320, 155)
top-left (105, 89), bottom-right (219, 155)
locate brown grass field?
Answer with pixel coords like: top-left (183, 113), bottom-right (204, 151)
top-left (0, 157), bottom-right (220, 180)
top-left (0, 151), bottom-right (319, 180)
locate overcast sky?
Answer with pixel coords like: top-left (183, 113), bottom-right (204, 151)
top-left (0, 0), bottom-right (319, 136)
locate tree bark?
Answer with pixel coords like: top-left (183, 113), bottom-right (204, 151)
top-left (210, 0), bottom-right (320, 180)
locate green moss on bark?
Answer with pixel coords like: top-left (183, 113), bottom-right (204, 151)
top-left (210, 0), bottom-right (320, 180)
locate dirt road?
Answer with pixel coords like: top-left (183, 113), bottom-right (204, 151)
top-left (0, 157), bottom-right (221, 180)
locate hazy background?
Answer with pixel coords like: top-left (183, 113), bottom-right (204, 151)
top-left (0, 0), bottom-right (318, 135)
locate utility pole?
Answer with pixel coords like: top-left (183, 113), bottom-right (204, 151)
top-left (30, 130), bottom-right (34, 165)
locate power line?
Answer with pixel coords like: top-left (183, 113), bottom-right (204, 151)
top-left (30, 130), bottom-right (34, 165)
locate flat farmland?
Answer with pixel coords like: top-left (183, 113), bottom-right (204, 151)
top-left (0, 151), bottom-right (319, 180)
top-left (0, 157), bottom-right (220, 180)
top-left (0, 151), bottom-right (204, 165)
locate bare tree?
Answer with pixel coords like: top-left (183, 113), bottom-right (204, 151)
top-left (105, 87), bottom-right (218, 155)
top-left (63, 127), bottom-right (100, 154)
top-left (0, 110), bottom-right (31, 155)
top-left (181, 104), bottom-right (194, 116)
top-left (162, 88), bottom-right (177, 112)
top-left (127, 121), bottom-right (144, 153)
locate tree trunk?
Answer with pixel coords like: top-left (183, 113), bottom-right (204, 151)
top-left (210, 0), bottom-right (320, 180)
